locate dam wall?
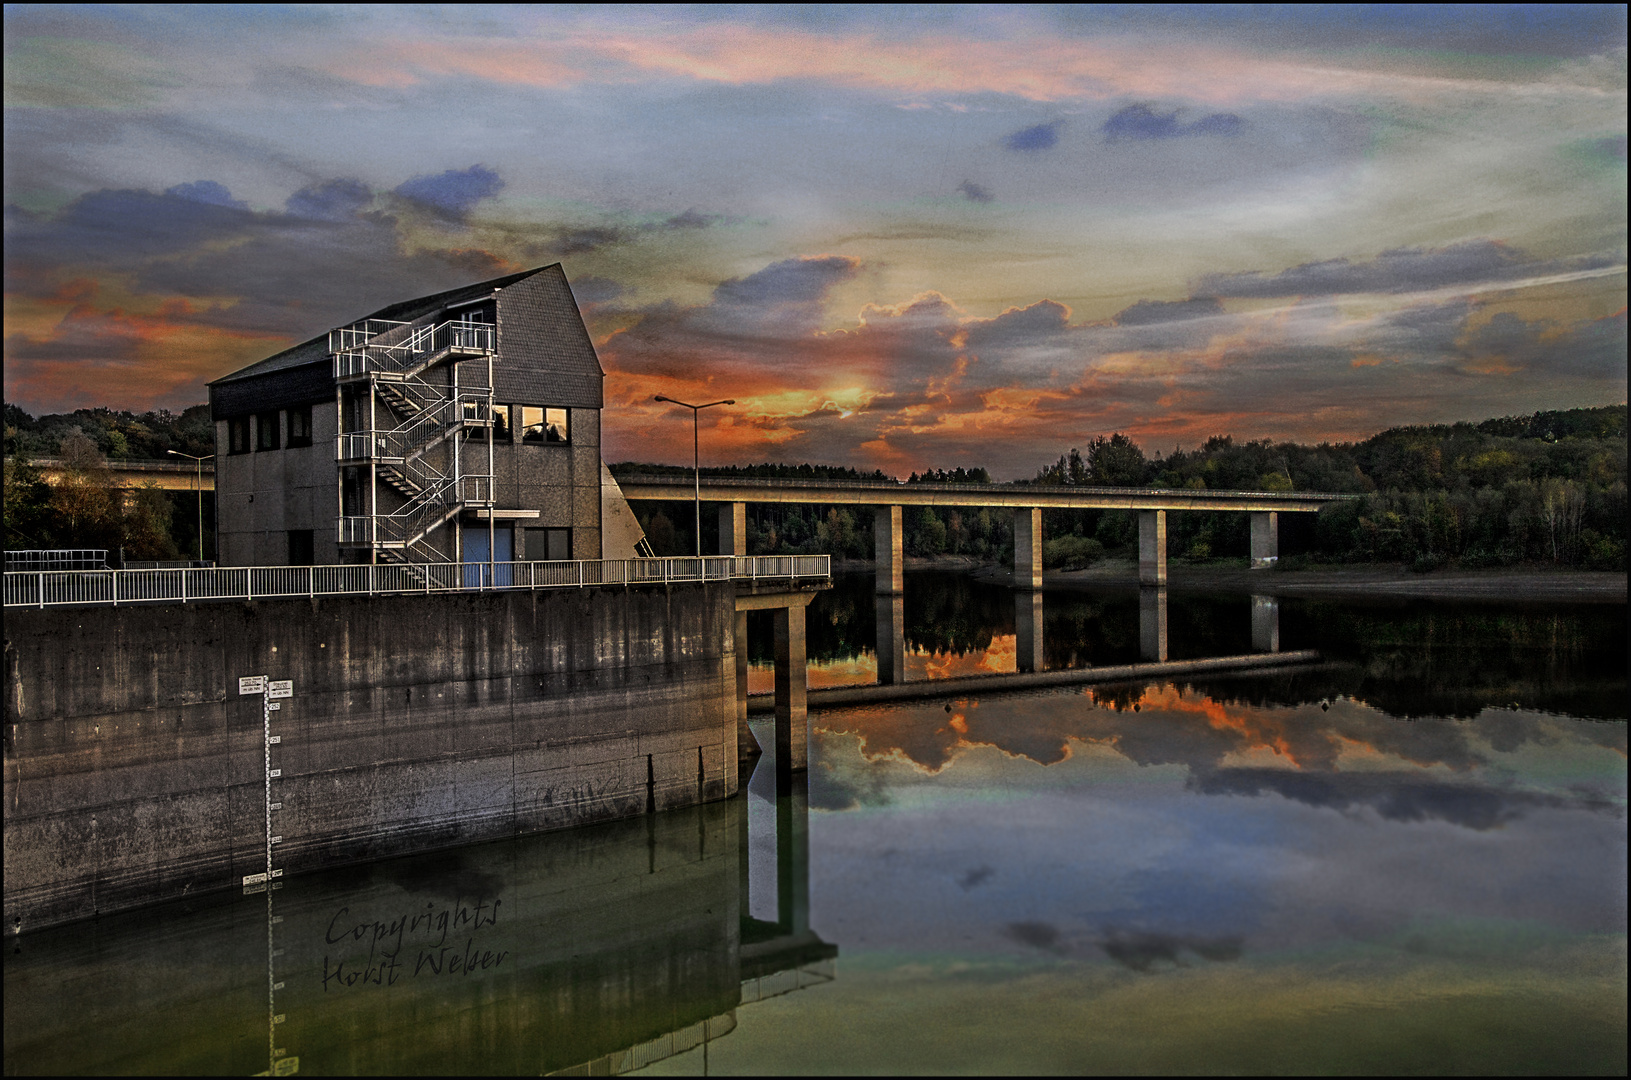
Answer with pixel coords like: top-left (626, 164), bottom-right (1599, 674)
top-left (4, 583), bottom-right (740, 930)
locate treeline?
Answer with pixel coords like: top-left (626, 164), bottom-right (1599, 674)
top-left (5, 403), bottom-right (215, 461)
top-left (4, 405), bottom-right (216, 559)
top-left (619, 404), bottom-right (1626, 570)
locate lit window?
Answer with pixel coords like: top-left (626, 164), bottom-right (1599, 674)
top-left (520, 406), bottom-right (545, 444)
top-left (545, 408), bottom-right (568, 443)
top-left (492, 404), bottom-right (511, 441)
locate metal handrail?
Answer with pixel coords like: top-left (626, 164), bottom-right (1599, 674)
top-left (330, 320), bottom-right (494, 378)
top-left (4, 556), bottom-right (831, 608)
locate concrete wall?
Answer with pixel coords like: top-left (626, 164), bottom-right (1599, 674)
top-left (3, 583), bottom-right (740, 930)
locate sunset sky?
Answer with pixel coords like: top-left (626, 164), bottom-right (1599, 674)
top-left (4, 5), bottom-right (1625, 478)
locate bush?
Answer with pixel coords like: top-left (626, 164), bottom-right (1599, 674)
top-left (1043, 535), bottom-right (1105, 569)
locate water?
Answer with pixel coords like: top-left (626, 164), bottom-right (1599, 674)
top-left (5, 572), bottom-right (1625, 1075)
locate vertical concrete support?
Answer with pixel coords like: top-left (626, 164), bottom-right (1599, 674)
top-left (1250, 511), bottom-right (1279, 569)
top-left (734, 610), bottom-right (759, 759)
top-left (1015, 590), bottom-right (1044, 673)
top-left (1140, 586), bottom-right (1169, 662)
top-left (775, 769), bottom-right (810, 935)
top-left (874, 593), bottom-right (905, 685)
top-left (719, 502), bottom-right (747, 556)
top-left (874, 505), bottom-right (903, 594)
top-left (1139, 510), bottom-right (1168, 586)
top-left (1251, 594), bottom-right (1281, 652)
top-left (1013, 507), bottom-right (1043, 590)
top-left (773, 603), bottom-right (808, 774)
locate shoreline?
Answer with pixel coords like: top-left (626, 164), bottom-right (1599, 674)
top-left (825, 555), bottom-right (1625, 602)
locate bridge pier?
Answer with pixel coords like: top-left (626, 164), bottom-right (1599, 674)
top-left (1250, 511), bottom-right (1278, 569)
top-left (1140, 586), bottom-right (1169, 662)
top-left (775, 769), bottom-right (811, 936)
top-left (875, 594), bottom-right (905, 684)
top-left (1251, 594), bottom-right (1280, 652)
top-left (1015, 590), bottom-right (1044, 672)
top-left (875, 505), bottom-right (903, 594)
top-left (773, 603), bottom-right (808, 775)
top-left (719, 502), bottom-right (747, 556)
top-left (1139, 510), bottom-right (1168, 586)
top-left (734, 611), bottom-right (756, 758)
top-left (1013, 507), bottom-right (1043, 590)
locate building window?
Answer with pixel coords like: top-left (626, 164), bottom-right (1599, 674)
top-left (287, 530), bottom-right (314, 565)
top-left (520, 405), bottom-right (569, 444)
top-left (287, 405), bottom-right (313, 448)
top-left (229, 417), bottom-right (251, 455)
top-left (527, 527), bottom-right (572, 561)
top-left (492, 404), bottom-right (511, 441)
top-left (256, 411), bottom-right (280, 451)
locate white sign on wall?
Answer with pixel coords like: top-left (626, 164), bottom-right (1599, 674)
top-left (268, 680), bottom-right (293, 700)
top-left (239, 676), bottom-right (267, 695)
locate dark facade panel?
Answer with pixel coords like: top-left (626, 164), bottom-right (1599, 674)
top-left (495, 265), bottom-right (604, 409)
top-left (210, 361), bottom-right (333, 421)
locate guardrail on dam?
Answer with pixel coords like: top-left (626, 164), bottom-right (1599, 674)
top-left (3, 577), bottom-right (777, 930)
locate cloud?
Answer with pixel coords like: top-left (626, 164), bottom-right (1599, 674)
top-left (957, 180), bottom-right (994, 204)
top-left (392, 164), bottom-right (505, 221)
top-left (164, 180), bottom-right (248, 210)
top-left (1004, 920), bottom-right (1063, 951)
top-left (1102, 104), bottom-right (1243, 141)
top-left (1002, 121), bottom-right (1062, 152)
top-left (1193, 241), bottom-right (1615, 298)
top-left (1098, 930), bottom-right (1243, 972)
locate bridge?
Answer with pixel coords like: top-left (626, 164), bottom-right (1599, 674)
top-left (614, 473), bottom-right (1349, 589)
top-left (25, 457), bottom-right (215, 494)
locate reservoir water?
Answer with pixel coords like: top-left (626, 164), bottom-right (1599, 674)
top-left (5, 572), bottom-right (1625, 1074)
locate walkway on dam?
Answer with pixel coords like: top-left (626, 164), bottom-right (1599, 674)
top-left (615, 473), bottom-right (1352, 588)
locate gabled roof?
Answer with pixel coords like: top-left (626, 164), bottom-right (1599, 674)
top-left (209, 265), bottom-right (557, 386)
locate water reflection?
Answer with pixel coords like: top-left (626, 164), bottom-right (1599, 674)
top-left (2, 761), bottom-right (833, 1076)
top-left (749, 571), bottom-right (1628, 720)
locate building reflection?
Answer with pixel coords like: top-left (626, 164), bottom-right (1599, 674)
top-left (2, 761), bottom-right (834, 1076)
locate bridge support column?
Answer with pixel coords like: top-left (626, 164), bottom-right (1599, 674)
top-left (719, 502), bottom-right (747, 556)
top-left (734, 610), bottom-right (758, 759)
top-left (1140, 587), bottom-right (1169, 662)
top-left (1013, 507), bottom-right (1043, 590)
top-left (1015, 590), bottom-right (1044, 673)
top-left (1139, 510), bottom-right (1167, 586)
top-left (774, 603), bottom-right (808, 775)
top-left (875, 593), bottom-right (905, 685)
top-left (1250, 511), bottom-right (1278, 569)
top-left (1251, 594), bottom-right (1280, 652)
top-left (875, 505), bottom-right (903, 594)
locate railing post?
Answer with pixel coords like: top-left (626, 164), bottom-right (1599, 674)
top-left (180, 569), bottom-right (186, 604)
top-left (38, 571), bottom-right (44, 609)
top-left (309, 566), bottom-right (315, 599)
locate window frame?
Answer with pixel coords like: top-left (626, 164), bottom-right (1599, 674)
top-left (286, 404), bottom-right (313, 448)
top-left (228, 417), bottom-right (251, 455)
top-left (255, 411), bottom-right (281, 452)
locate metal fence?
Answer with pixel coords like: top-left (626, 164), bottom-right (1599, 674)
top-left (3, 555), bottom-right (831, 608)
top-left (5, 549), bottom-right (110, 572)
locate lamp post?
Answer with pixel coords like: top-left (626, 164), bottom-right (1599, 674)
top-left (167, 450), bottom-right (214, 562)
top-left (653, 396), bottom-right (734, 557)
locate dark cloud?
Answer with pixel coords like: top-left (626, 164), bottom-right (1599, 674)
top-left (1002, 121), bottom-right (1062, 152)
top-left (1098, 930), bottom-right (1243, 972)
top-left (1193, 240), bottom-right (1614, 298)
top-left (957, 180), bottom-right (994, 204)
top-left (807, 750), bottom-right (892, 811)
top-left (165, 180), bottom-right (248, 211)
top-left (1102, 104), bottom-right (1243, 142)
top-left (1190, 767), bottom-right (1620, 831)
top-left (957, 865), bottom-right (995, 890)
top-left (1004, 920), bottom-right (1062, 951)
top-left (1113, 297), bottom-right (1224, 326)
top-left (659, 208), bottom-right (722, 229)
top-left (392, 164), bottom-right (504, 221)
top-left (714, 255), bottom-right (859, 309)
top-left (566, 275), bottom-right (625, 306)
top-left (284, 178), bottom-right (373, 221)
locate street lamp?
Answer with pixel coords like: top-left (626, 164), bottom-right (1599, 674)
top-left (653, 396), bottom-right (734, 557)
top-left (167, 450), bottom-right (214, 562)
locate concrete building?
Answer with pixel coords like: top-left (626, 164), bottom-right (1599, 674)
top-left (208, 264), bottom-right (646, 567)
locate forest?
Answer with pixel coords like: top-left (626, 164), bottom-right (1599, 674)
top-left (617, 404), bottom-right (1626, 571)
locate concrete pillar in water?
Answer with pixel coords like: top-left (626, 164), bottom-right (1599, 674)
top-left (774, 603), bottom-right (809, 774)
top-left (874, 505), bottom-right (903, 594)
top-left (1251, 594), bottom-right (1280, 652)
top-left (1013, 507), bottom-right (1043, 590)
top-left (875, 593), bottom-right (905, 685)
top-left (1015, 590), bottom-right (1044, 673)
top-left (1139, 510), bottom-right (1168, 586)
top-left (734, 610), bottom-right (759, 759)
top-left (776, 768), bottom-right (810, 935)
top-left (1140, 586), bottom-right (1169, 662)
top-left (719, 502), bottom-right (747, 556)
top-left (1250, 511), bottom-right (1279, 569)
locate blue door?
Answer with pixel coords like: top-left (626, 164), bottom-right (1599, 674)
top-left (462, 526), bottom-right (514, 588)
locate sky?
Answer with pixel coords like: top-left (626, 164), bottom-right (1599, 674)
top-left (3, 5), bottom-right (1626, 478)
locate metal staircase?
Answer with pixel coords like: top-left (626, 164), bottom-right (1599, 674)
top-left (331, 312), bottom-right (497, 562)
